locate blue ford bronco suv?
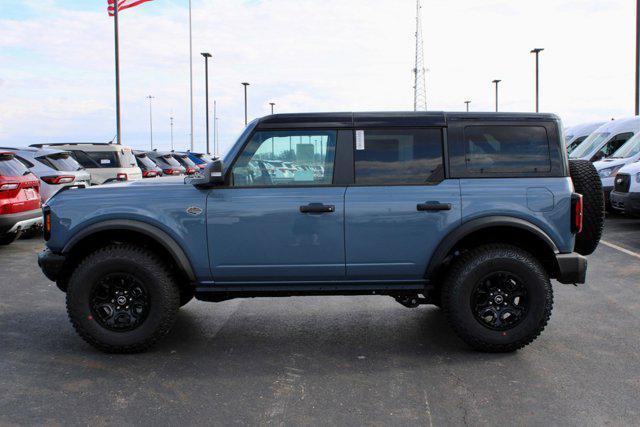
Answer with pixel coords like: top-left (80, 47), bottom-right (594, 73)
top-left (38, 112), bottom-right (605, 353)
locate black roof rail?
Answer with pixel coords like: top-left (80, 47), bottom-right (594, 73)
top-left (29, 142), bottom-right (114, 148)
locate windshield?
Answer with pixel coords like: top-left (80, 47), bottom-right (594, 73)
top-left (156, 155), bottom-right (181, 167)
top-left (195, 153), bottom-right (214, 162)
top-left (38, 153), bottom-right (82, 171)
top-left (570, 132), bottom-right (611, 158)
top-left (611, 134), bottom-right (640, 158)
top-left (119, 149), bottom-right (137, 168)
top-left (175, 155), bottom-right (196, 167)
top-left (135, 154), bottom-right (158, 170)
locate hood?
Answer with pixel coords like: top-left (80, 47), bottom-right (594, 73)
top-left (593, 158), bottom-right (627, 171)
top-left (617, 161), bottom-right (640, 175)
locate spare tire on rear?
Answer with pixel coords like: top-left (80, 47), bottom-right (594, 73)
top-left (569, 160), bottom-right (604, 255)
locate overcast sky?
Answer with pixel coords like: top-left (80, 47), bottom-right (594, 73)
top-left (0, 0), bottom-right (636, 154)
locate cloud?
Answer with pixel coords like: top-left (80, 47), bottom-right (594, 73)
top-left (0, 0), bottom-right (635, 153)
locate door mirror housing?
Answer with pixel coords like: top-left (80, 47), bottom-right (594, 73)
top-left (591, 151), bottom-right (605, 162)
top-left (187, 159), bottom-right (225, 187)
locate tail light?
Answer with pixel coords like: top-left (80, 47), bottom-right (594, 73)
top-left (198, 164), bottom-right (206, 169)
top-left (116, 173), bottom-right (128, 181)
top-left (571, 193), bottom-right (583, 234)
top-left (142, 170), bottom-right (157, 178)
top-left (41, 175), bottom-right (75, 185)
top-left (0, 183), bottom-right (19, 191)
top-left (164, 169), bottom-right (174, 175)
top-left (43, 206), bottom-right (51, 241)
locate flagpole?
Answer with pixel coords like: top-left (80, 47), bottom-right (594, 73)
top-left (188, 0), bottom-right (194, 152)
top-left (114, 0), bottom-right (122, 145)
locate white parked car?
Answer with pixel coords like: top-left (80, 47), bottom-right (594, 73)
top-left (2, 147), bottom-right (91, 201)
top-left (610, 162), bottom-right (640, 216)
top-left (593, 133), bottom-right (640, 208)
top-left (30, 142), bottom-right (142, 185)
top-left (569, 117), bottom-right (640, 163)
top-left (564, 121), bottom-right (605, 154)
top-left (264, 160), bottom-right (294, 181)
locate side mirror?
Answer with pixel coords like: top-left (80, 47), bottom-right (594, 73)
top-left (186, 160), bottom-right (225, 187)
top-left (591, 151), bottom-right (605, 162)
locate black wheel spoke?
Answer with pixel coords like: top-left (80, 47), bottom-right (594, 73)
top-left (470, 271), bottom-right (529, 331)
top-left (90, 273), bottom-right (149, 332)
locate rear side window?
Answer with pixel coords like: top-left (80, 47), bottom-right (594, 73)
top-left (354, 128), bottom-right (444, 185)
top-left (0, 154), bottom-right (29, 176)
top-left (464, 126), bottom-right (551, 173)
top-left (37, 153), bottom-right (82, 171)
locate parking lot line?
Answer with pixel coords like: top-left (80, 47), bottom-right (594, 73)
top-left (600, 240), bottom-right (640, 260)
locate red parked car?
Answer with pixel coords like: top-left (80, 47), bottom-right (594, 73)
top-left (0, 152), bottom-right (42, 245)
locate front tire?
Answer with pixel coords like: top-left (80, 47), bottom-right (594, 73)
top-left (66, 244), bottom-right (180, 353)
top-left (441, 244), bottom-right (553, 352)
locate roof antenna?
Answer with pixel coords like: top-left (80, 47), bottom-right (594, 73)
top-left (108, 134), bottom-right (117, 144)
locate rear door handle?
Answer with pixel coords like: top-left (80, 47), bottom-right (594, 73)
top-left (417, 202), bottom-right (452, 211)
top-left (300, 203), bottom-right (335, 214)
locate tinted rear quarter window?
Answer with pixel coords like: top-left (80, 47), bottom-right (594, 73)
top-left (354, 128), bottom-right (444, 185)
top-left (464, 125), bottom-right (551, 173)
top-left (0, 155), bottom-right (29, 176)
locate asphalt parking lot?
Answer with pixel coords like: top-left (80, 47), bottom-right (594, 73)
top-left (1, 216), bottom-right (639, 426)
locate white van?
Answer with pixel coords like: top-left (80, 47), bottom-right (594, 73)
top-left (610, 161), bottom-right (640, 216)
top-left (569, 117), bottom-right (640, 162)
top-left (564, 121), bottom-right (605, 154)
top-left (30, 143), bottom-right (142, 185)
top-left (593, 133), bottom-right (640, 208)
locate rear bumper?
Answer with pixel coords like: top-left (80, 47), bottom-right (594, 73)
top-left (610, 191), bottom-right (640, 215)
top-left (37, 248), bottom-right (67, 282)
top-left (555, 252), bottom-right (587, 285)
top-left (0, 209), bottom-right (42, 235)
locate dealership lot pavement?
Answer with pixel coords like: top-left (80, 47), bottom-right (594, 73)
top-left (1, 216), bottom-right (639, 426)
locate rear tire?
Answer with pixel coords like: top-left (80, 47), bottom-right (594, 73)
top-left (0, 231), bottom-right (22, 246)
top-left (66, 244), bottom-right (180, 353)
top-left (569, 159), bottom-right (604, 255)
top-left (441, 244), bottom-right (553, 352)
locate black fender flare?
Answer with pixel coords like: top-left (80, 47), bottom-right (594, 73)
top-left (426, 216), bottom-right (559, 278)
top-left (62, 219), bottom-right (196, 282)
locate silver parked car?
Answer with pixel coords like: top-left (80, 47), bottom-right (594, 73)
top-left (3, 147), bottom-right (91, 201)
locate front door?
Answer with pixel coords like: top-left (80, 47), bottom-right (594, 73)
top-left (207, 129), bottom-right (345, 283)
top-left (344, 128), bottom-right (462, 280)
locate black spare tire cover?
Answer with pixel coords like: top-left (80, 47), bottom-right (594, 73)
top-left (569, 159), bottom-right (605, 256)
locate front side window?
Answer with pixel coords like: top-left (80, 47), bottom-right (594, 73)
top-left (464, 126), bottom-right (551, 173)
top-left (570, 132), bottom-right (610, 158)
top-left (567, 135), bottom-right (587, 154)
top-left (354, 128), bottom-right (444, 185)
top-left (232, 130), bottom-right (336, 187)
top-left (611, 134), bottom-right (640, 158)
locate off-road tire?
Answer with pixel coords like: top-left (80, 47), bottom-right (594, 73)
top-left (569, 159), bottom-right (604, 255)
top-left (66, 244), bottom-right (180, 353)
top-left (441, 244), bottom-right (553, 352)
top-left (0, 231), bottom-right (22, 246)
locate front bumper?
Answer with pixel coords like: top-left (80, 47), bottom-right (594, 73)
top-left (37, 248), bottom-right (67, 282)
top-left (555, 252), bottom-right (587, 285)
top-left (0, 209), bottom-right (43, 235)
top-left (610, 191), bottom-right (640, 215)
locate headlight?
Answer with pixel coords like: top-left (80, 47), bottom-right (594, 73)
top-left (599, 166), bottom-right (622, 178)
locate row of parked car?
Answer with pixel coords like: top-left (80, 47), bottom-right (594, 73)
top-left (0, 142), bottom-right (215, 245)
top-left (565, 116), bottom-right (640, 216)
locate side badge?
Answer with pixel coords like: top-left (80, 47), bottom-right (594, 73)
top-left (186, 206), bottom-right (203, 216)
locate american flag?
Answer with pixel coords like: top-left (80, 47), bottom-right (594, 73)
top-left (108, 0), bottom-right (153, 16)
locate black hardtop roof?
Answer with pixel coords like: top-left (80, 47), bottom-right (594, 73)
top-left (256, 111), bottom-right (559, 129)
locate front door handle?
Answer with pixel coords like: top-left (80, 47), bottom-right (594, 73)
top-left (417, 201), bottom-right (452, 211)
top-left (300, 203), bottom-right (335, 214)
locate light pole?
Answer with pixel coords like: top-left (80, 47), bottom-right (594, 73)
top-left (146, 95), bottom-right (155, 149)
top-left (241, 82), bottom-right (250, 125)
top-left (170, 115), bottom-right (174, 151)
top-left (464, 100), bottom-right (471, 112)
top-left (201, 52), bottom-right (212, 155)
top-left (269, 102), bottom-right (275, 114)
top-left (492, 80), bottom-right (501, 112)
top-left (213, 100), bottom-right (217, 156)
top-left (530, 48), bottom-right (544, 112)
top-left (632, 0), bottom-right (640, 115)
top-left (188, 0), bottom-right (194, 151)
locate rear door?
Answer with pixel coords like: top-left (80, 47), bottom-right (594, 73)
top-left (344, 128), bottom-right (462, 280)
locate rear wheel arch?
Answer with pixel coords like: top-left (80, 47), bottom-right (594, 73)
top-left (427, 216), bottom-right (560, 280)
top-left (57, 220), bottom-right (196, 291)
